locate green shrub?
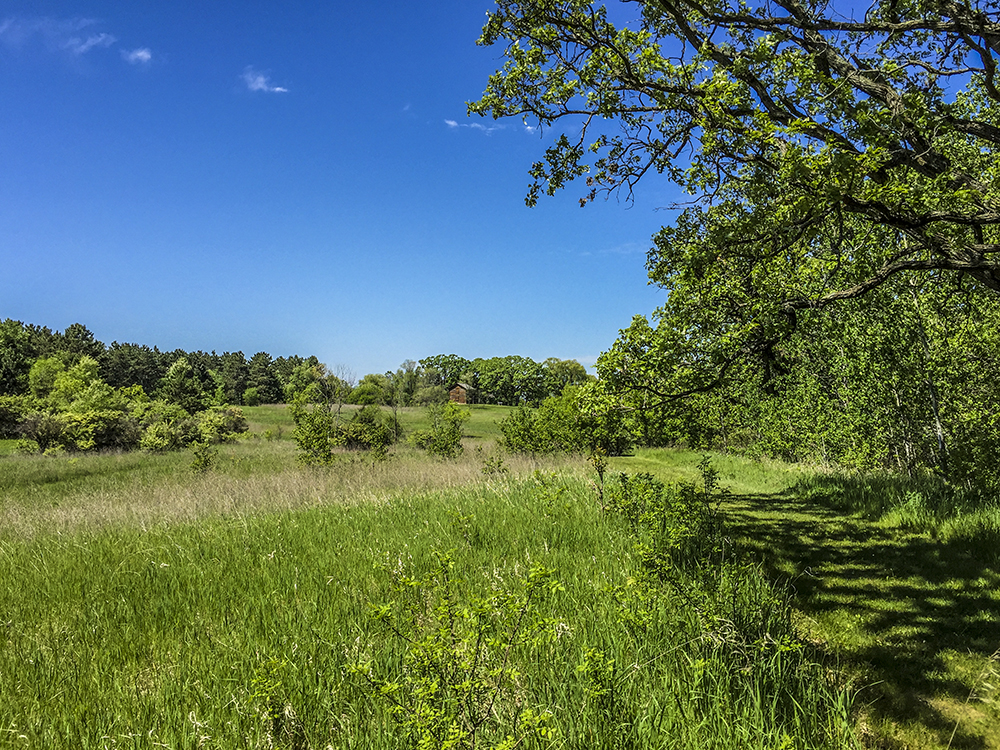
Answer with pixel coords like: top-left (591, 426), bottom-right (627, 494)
top-left (0, 395), bottom-right (37, 439)
top-left (130, 398), bottom-right (199, 452)
top-left (289, 402), bottom-right (336, 465)
top-left (498, 405), bottom-right (547, 453)
top-left (409, 402), bottom-right (469, 458)
top-left (242, 386), bottom-right (261, 406)
top-left (18, 411), bottom-right (66, 453)
top-left (130, 399), bottom-right (190, 429)
top-left (351, 552), bottom-right (561, 749)
top-left (140, 417), bottom-right (201, 452)
top-left (13, 438), bottom-right (39, 454)
top-left (60, 410), bottom-right (141, 452)
top-left (197, 406), bottom-right (249, 444)
top-left (291, 404), bottom-right (396, 464)
top-left (190, 439), bottom-right (219, 473)
top-left (336, 405), bottom-right (394, 454)
top-left (499, 387), bottom-right (633, 456)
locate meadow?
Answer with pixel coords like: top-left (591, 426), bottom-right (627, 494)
top-left (0, 405), bottom-right (997, 749)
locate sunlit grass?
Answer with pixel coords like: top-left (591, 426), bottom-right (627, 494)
top-left (0, 440), bottom-right (575, 538)
top-left (241, 402), bottom-right (516, 443)
top-left (0, 439), bottom-right (855, 749)
top-left (610, 446), bottom-right (822, 495)
top-left (9, 422), bottom-right (998, 748)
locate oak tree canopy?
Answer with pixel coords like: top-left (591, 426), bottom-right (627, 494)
top-left (471, 0), bottom-right (1000, 400)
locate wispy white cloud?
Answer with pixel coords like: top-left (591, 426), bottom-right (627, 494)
top-left (0, 17), bottom-right (148, 64)
top-left (63, 32), bottom-right (116, 55)
top-left (444, 119), bottom-right (502, 135)
top-left (122, 47), bottom-right (151, 64)
top-left (0, 17), bottom-right (96, 51)
top-left (445, 118), bottom-right (538, 135)
top-left (243, 66), bottom-right (288, 93)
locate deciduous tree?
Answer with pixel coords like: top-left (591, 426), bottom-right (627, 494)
top-left (472, 0), bottom-right (1000, 395)
top-left (0, 319), bottom-right (34, 396)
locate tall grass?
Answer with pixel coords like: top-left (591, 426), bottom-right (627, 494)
top-left (0, 441), bottom-right (569, 538)
top-left (0, 452), bottom-right (856, 748)
top-left (793, 470), bottom-right (1000, 560)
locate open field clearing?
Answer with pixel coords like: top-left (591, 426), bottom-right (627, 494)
top-left (8, 1), bottom-right (1000, 747)
top-left (0, 440), bottom-right (560, 538)
top-left (0, 407), bottom-right (996, 749)
top-left (0, 405), bottom-right (520, 537)
top-left (0, 411), bottom-right (853, 749)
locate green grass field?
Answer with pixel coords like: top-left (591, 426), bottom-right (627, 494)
top-left (1, 404), bottom-right (997, 749)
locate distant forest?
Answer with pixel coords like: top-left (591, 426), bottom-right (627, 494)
top-left (0, 319), bottom-right (591, 409)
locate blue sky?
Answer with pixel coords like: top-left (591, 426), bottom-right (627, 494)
top-left (0, 2), bottom-right (674, 377)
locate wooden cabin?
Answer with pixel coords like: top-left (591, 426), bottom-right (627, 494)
top-left (449, 383), bottom-right (473, 404)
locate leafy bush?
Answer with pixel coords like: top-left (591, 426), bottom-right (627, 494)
top-left (197, 406), bottom-right (249, 444)
top-left (190, 440), bottom-right (219, 473)
top-left (499, 386), bottom-right (632, 456)
top-left (137, 406), bottom-right (245, 452)
top-left (18, 411), bottom-right (65, 453)
top-left (60, 410), bottom-right (141, 452)
top-left (498, 405), bottom-right (547, 454)
top-left (139, 418), bottom-right (201, 452)
top-left (336, 405), bottom-right (394, 454)
top-left (409, 403), bottom-right (469, 458)
top-left (130, 398), bottom-right (200, 452)
top-left (242, 386), bottom-right (261, 406)
top-left (130, 398), bottom-right (190, 429)
top-left (289, 402), bottom-right (335, 465)
top-left (351, 552), bottom-right (562, 750)
top-left (291, 404), bottom-right (395, 464)
top-left (13, 438), bottom-right (39, 454)
top-left (603, 468), bottom-right (723, 575)
top-left (0, 395), bottom-right (37, 439)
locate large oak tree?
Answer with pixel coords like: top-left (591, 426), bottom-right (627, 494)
top-left (472, 0), bottom-right (1000, 400)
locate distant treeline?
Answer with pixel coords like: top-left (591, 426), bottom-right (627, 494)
top-left (0, 320), bottom-right (592, 409)
top-left (0, 320), bottom-right (310, 406)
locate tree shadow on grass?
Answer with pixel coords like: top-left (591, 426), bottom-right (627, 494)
top-left (723, 490), bottom-right (1000, 749)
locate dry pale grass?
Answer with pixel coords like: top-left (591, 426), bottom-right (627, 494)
top-left (0, 447), bottom-right (587, 537)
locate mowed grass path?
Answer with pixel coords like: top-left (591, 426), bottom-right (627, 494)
top-left (721, 489), bottom-right (1000, 749)
top-left (606, 448), bottom-right (1000, 749)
